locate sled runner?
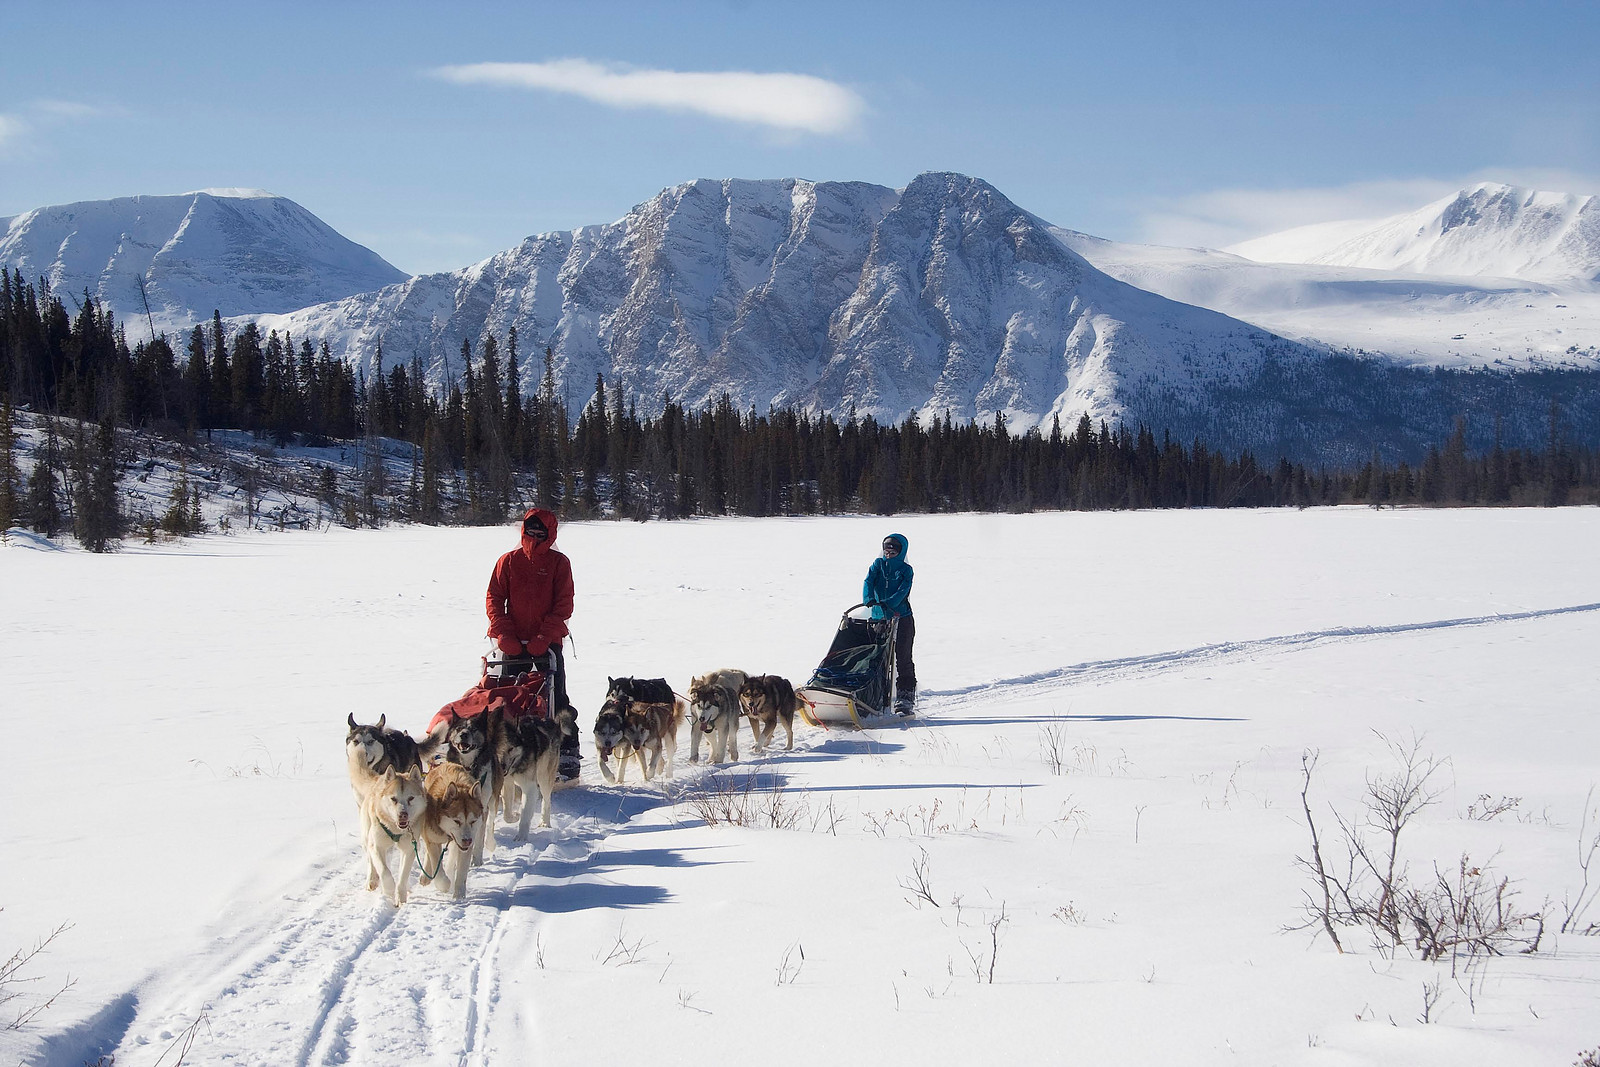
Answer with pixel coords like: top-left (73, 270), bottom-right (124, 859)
top-left (797, 603), bottom-right (902, 729)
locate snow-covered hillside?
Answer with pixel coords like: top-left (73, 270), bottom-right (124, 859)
top-left (1229, 183), bottom-right (1600, 284)
top-left (0, 191), bottom-right (408, 336)
top-left (1054, 228), bottom-right (1600, 371)
top-left (2, 510), bottom-right (1598, 1066)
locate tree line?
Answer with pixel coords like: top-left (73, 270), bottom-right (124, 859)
top-left (1, 275), bottom-right (1596, 549)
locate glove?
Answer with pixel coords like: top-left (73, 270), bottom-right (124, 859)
top-left (496, 635), bottom-right (523, 655)
top-left (530, 635), bottom-right (550, 655)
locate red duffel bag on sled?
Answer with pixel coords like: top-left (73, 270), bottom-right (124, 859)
top-left (426, 650), bottom-right (554, 735)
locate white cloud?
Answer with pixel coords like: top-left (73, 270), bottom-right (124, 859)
top-left (31, 100), bottom-right (110, 120)
top-left (0, 114), bottom-right (29, 153)
top-left (431, 58), bottom-right (864, 135)
top-left (1139, 170), bottom-right (1600, 250)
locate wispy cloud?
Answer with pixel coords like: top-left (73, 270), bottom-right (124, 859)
top-left (1139, 170), bottom-right (1600, 250)
top-left (31, 99), bottom-right (115, 121)
top-left (431, 58), bottom-right (864, 135)
top-left (0, 114), bottom-right (28, 152)
top-left (0, 99), bottom-right (115, 159)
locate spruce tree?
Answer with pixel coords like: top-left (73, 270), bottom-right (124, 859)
top-left (0, 393), bottom-right (18, 536)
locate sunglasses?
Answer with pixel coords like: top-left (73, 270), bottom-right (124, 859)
top-left (882, 542), bottom-right (900, 555)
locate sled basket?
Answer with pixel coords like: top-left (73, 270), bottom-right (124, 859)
top-left (797, 604), bottom-right (898, 729)
top-left (426, 649), bottom-right (554, 735)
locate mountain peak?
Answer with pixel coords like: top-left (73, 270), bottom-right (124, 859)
top-left (1233, 180), bottom-right (1600, 282)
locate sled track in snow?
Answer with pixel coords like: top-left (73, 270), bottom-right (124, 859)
top-left (923, 602), bottom-right (1600, 714)
top-left (87, 792), bottom-right (665, 1067)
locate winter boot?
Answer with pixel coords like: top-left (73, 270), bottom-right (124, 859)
top-left (557, 733), bottom-right (582, 783)
top-left (894, 688), bottom-right (917, 716)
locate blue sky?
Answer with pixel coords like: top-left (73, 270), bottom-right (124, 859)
top-left (3, 0), bottom-right (1596, 275)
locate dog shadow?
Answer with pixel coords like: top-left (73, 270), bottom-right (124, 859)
top-left (505, 881), bottom-right (672, 913)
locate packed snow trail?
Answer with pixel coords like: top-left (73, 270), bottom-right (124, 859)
top-left (81, 787), bottom-right (675, 1067)
top-left (925, 601), bottom-right (1600, 716)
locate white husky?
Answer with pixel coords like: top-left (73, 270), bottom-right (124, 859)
top-left (360, 766), bottom-right (428, 906)
top-left (687, 669), bottom-right (748, 764)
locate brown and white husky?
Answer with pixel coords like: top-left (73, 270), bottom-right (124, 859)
top-left (416, 762), bottom-right (486, 901)
top-left (739, 674), bottom-right (799, 753)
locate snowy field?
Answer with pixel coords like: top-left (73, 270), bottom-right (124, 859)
top-left (2, 508), bottom-right (1599, 1066)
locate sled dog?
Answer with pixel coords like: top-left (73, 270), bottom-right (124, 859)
top-left (347, 713), bottom-right (423, 797)
top-left (439, 710), bottom-right (501, 864)
top-left (360, 765), bottom-right (428, 906)
top-left (416, 762), bottom-right (485, 901)
top-left (496, 706), bottom-right (577, 839)
top-left (593, 698), bottom-right (635, 784)
top-left (739, 674), bottom-right (799, 753)
top-left (687, 669), bottom-right (748, 764)
top-left (605, 676), bottom-right (676, 707)
top-left (623, 699), bottom-right (683, 781)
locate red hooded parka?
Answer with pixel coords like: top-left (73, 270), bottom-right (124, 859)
top-left (485, 507), bottom-right (573, 655)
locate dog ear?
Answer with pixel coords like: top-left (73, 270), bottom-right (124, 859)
top-left (348, 712), bottom-right (359, 731)
top-left (375, 713), bottom-right (386, 732)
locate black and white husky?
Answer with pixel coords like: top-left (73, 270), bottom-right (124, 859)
top-left (495, 707), bottom-right (578, 839)
top-left (687, 669), bottom-right (748, 764)
top-left (346, 713), bottom-right (423, 796)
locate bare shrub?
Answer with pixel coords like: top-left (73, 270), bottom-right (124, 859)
top-left (1465, 794), bottom-right (1521, 821)
top-left (1559, 785), bottom-right (1600, 935)
top-left (899, 847), bottom-right (940, 909)
top-left (1040, 721), bottom-right (1069, 775)
top-left (680, 772), bottom-right (806, 830)
top-left (2, 918), bottom-right (74, 1031)
top-left (1294, 736), bottom-right (1542, 966)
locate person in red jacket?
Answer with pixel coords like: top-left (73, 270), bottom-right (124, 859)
top-left (486, 507), bottom-right (579, 779)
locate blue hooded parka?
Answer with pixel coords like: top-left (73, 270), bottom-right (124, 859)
top-left (863, 533), bottom-right (913, 620)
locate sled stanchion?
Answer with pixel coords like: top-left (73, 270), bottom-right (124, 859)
top-left (797, 603), bottom-right (904, 729)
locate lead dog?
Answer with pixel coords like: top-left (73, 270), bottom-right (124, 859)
top-left (688, 669), bottom-right (748, 764)
top-left (416, 762), bottom-right (485, 901)
top-left (496, 706), bottom-right (578, 839)
top-left (438, 710), bottom-right (500, 865)
top-left (360, 765), bottom-right (428, 906)
top-left (739, 674), bottom-right (799, 753)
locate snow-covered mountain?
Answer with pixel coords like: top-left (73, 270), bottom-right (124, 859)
top-left (1054, 228), bottom-right (1600, 372)
top-left (258, 174), bottom-right (1330, 438)
top-left (1229, 182), bottom-right (1600, 284)
top-left (7, 177), bottom-right (1596, 461)
top-left (0, 190), bottom-right (407, 337)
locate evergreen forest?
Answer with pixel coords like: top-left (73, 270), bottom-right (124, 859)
top-left (2, 274), bottom-right (1596, 550)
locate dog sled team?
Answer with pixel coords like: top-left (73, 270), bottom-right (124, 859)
top-left (344, 509), bottom-right (916, 906)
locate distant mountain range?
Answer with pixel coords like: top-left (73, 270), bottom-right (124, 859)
top-left (4, 177), bottom-right (1597, 462)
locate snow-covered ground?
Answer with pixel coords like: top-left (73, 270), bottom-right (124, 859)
top-left (2, 508), bottom-right (1598, 1066)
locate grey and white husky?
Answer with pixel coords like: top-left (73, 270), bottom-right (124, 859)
top-left (687, 669), bottom-right (748, 764)
top-left (495, 707), bottom-right (578, 839)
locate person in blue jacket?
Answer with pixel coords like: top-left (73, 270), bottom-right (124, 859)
top-left (863, 532), bottom-right (916, 714)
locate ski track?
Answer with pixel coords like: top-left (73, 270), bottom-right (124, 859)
top-left (76, 602), bottom-right (1600, 1064)
top-left (922, 602), bottom-right (1600, 716)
